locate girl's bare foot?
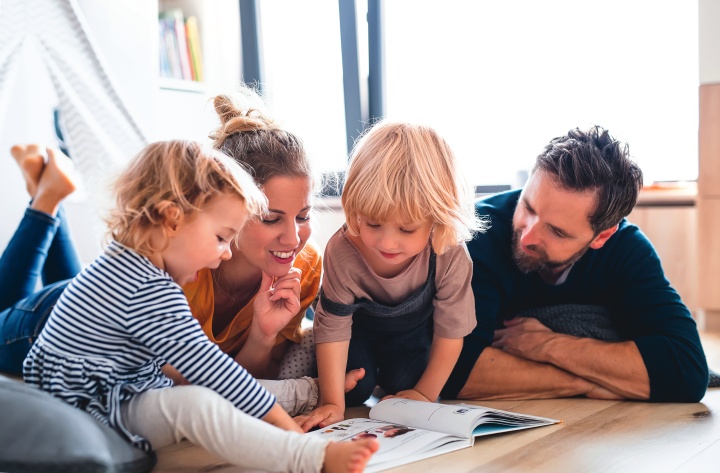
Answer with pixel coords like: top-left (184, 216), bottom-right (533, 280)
top-left (11, 144), bottom-right (46, 198)
top-left (323, 438), bottom-right (379, 473)
top-left (31, 148), bottom-right (77, 217)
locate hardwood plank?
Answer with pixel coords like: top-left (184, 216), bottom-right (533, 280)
top-left (152, 331), bottom-right (720, 473)
top-left (470, 393), bottom-right (720, 473)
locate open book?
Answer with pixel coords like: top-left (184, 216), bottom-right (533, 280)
top-left (311, 398), bottom-right (560, 472)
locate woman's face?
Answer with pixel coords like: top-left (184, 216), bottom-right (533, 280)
top-left (233, 175), bottom-right (313, 278)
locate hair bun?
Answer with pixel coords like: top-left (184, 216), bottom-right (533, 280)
top-left (210, 93), bottom-right (280, 145)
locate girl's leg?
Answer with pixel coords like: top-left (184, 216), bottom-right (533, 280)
top-left (259, 370), bottom-right (367, 417)
top-left (30, 147), bottom-right (80, 284)
top-left (1, 145), bottom-right (78, 310)
top-left (42, 205), bottom-right (82, 285)
top-left (0, 208), bottom-right (62, 311)
top-left (122, 386), bottom-right (376, 473)
top-left (0, 280), bottom-right (69, 374)
top-left (258, 377), bottom-right (319, 416)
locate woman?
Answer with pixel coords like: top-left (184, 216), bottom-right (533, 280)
top-left (0, 87), bottom-right (321, 380)
top-left (181, 88), bottom-right (321, 379)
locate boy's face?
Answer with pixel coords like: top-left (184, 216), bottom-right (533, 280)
top-left (355, 212), bottom-right (433, 277)
top-left (163, 193), bottom-right (248, 285)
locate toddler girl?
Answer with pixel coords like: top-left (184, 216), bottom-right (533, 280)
top-left (300, 121), bottom-right (486, 430)
top-left (23, 140), bottom-right (377, 472)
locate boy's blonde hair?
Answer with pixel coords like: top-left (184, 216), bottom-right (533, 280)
top-left (107, 140), bottom-right (266, 257)
top-left (342, 121), bottom-right (487, 254)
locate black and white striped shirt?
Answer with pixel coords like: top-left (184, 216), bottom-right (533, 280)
top-left (23, 240), bottom-right (275, 450)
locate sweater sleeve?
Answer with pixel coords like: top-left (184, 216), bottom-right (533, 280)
top-left (608, 226), bottom-right (708, 402)
top-left (443, 207), bottom-right (508, 398)
top-left (128, 279), bottom-right (276, 418)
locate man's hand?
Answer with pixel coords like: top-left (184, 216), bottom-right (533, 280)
top-left (294, 403), bottom-right (345, 432)
top-left (492, 317), bottom-right (562, 363)
top-left (382, 388), bottom-right (431, 402)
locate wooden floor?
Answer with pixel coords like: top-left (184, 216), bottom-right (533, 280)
top-left (155, 332), bottom-right (720, 473)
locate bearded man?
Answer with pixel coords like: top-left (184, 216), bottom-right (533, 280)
top-left (442, 126), bottom-right (711, 403)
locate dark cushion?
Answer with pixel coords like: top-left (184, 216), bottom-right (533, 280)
top-left (0, 375), bottom-right (155, 473)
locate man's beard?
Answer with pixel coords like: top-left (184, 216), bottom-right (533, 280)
top-left (511, 230), bottom-right (591, 275)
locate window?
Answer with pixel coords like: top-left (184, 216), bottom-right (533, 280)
top-left (256, 1), bottom-right (697, 186)
top-left (383, 0), bottom-right (698, 186)
top-left (258, 0), bottom-right (349, 175)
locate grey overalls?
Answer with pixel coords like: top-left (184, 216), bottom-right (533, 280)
top-left (319, 250), bottom-right (437, 406)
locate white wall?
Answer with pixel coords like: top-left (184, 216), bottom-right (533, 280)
top-left (700, 0), bottom-right (720, 84)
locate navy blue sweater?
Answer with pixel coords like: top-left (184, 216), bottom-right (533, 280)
top-left (443, 190), bottom-right (708, 402)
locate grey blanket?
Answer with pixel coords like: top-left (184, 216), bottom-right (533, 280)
top-left (513, 304), bottom-right (720, 388)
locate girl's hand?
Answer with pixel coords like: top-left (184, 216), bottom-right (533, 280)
top-left (251, 269), bottom-right (302, 342)
top-left (382, 388), bottom-right (431, 403)
top-left (263, 403), bottom-right (303, 433)
top-left (294, 404), bottom-right (345, 432)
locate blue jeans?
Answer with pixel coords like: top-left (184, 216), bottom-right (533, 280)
top-left (0, 207), bottom-right (80, 374)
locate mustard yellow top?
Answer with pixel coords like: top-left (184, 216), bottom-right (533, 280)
top-left (183, 243), bottom-right (322, 357)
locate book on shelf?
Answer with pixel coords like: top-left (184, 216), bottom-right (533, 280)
top-left (311, 398), bottom-right (560, 473)
top-left (158, 9), bottom-right (203, 83)
top-left (185, 16), bottom-right (204, 83)
top-left (159, 15), bottom-right (182, 80)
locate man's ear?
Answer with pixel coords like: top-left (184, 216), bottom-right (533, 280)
top-left (589, 224), bottom-right (618, 250)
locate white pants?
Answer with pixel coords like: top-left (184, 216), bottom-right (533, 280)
top-left (121, 385), bottom-right (328, 472)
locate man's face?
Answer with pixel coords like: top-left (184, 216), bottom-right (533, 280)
top-left (511, 170), bottom-right (613, 277)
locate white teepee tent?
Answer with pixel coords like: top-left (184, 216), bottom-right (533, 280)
top-left (0, 0), bottom-right (148, 181)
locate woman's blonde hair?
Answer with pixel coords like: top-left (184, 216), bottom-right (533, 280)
top-left (106, 140), bottom-right (266, 257)
top-left (342, 121), bottom-right (487, 254)
top-left (209, 86), bottom-right (311, 187)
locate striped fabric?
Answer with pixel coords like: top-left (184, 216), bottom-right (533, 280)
top-left (0, 0), bottom-right (148, 187)
top-left (23, 241), bottom-right (275, 451)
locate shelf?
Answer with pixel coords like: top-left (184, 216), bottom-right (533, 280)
top-left (637, 182), bottom-right (697, 207)
top-left (158, 77), bottom-right (206, 94)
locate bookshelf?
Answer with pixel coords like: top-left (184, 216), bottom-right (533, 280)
top-left (154, 0), bottom-right (242, 142)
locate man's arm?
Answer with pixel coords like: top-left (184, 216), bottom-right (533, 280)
top-left (457, 346), bottom-right (622, 400)
top-left (493, 317), bottom-right (649, 399)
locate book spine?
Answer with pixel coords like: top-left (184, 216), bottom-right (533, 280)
top-left (185, 16), bottom-right (204, 82)
top-left (158, 20), bottom-right (171, 78)
top-left (161, 17), bottom-right (183, 79)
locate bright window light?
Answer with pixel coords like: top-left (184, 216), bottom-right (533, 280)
top-left (384, 0), bottom-right (698, 186)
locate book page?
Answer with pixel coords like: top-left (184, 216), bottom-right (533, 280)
top-left (310, 418), bottom-right (470, 473)
top-left (370, 398), bottom-right (559, 438)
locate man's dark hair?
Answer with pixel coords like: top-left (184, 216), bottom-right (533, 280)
top-left (533, 125), bottom-right (644, 234)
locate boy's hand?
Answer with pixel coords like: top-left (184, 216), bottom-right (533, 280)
top-left (294, 404), bottom-right (345, 432)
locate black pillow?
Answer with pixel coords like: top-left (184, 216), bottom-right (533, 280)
top-left (0, 375), bottom-right (155, 473)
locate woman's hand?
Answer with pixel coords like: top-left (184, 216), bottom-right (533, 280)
top-left (251, 269), bottom-right (302, 343)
